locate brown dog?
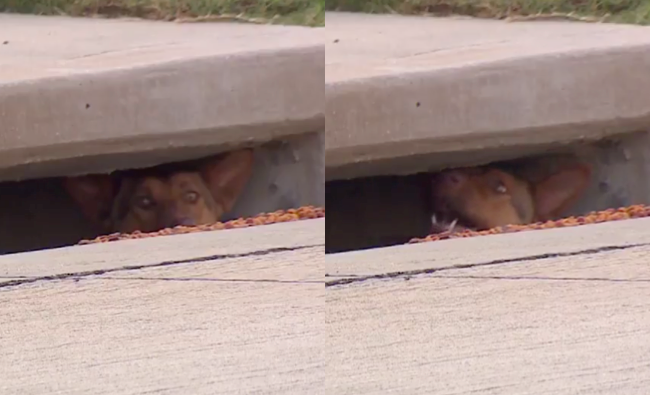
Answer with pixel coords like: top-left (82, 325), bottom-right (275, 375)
top-left (64, 149), bottom-right (254, 234)
top-left (430, 163), bottom-right (591, 233)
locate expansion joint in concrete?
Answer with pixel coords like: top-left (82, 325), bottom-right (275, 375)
top-left (0, 243), bottom-right (324, 289)
top-left (325, 242), bottom-right (649, 287)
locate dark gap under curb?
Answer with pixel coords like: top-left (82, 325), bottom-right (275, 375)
top-left (325, 243), bottom-right (648, 287)
top-left (325, 135), bottom-right (650, 255)
top-left (0, 243), bottom-right (323, 289)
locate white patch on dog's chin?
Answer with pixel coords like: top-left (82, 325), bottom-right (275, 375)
top-left (448, 218), bottom-right (458, 231)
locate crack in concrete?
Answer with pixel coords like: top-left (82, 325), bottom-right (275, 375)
top-left (403, 40), bottom-right (512, 59)
top-left (0, 244), bottom-right (323, 290)
top-left (325, 242), bottom-right (649, 287)
top-left (71, 42), bottom-right (180, 60)
top-left (433, 275), bottom-right (650, 283)
top-left (98, 276), bottom-right (323, 284)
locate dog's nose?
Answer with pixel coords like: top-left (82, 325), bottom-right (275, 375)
top-left (437, 170), bottom-right (466, 186)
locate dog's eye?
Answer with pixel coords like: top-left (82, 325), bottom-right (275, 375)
top-left (184, 191), bottom-right (199, 203)
top-left (134, 196), bottom-right (154, 210)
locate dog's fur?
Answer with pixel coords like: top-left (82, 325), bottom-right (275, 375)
top-left (64, 149), bottom-right (254, 234)
top-left (430, 162), bottom-right (591, 233)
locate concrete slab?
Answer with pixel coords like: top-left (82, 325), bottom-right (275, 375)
top-left (326, 244), bottom-right (650, 394)
top-left (1, 216), bottom-right (323, 393)
top-left (0, 218), bottom-right (324, 282)
top-left (0, 14), bottom-right (324, 181)
top-left (1, 255), bottom-right (323, 394)
top-left (326, 217), bottom-right (650, 281)
top-left (325, 12), bottom-right (650, 179)
top-left (326, 218), bottom-right (650, 393)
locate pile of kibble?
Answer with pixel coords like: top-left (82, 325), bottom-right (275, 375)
top-left (79, 206), bottom-right (325, 245)
top-left (409, 204), bottom-right (650, 244)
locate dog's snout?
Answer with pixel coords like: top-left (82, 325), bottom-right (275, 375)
top-left (436, 170), bottom-right (466, 187)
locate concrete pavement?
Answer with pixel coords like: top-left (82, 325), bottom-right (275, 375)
top-left (326, 216), bottom-right (650, 279)
top-left (326, 217), bottom-right (650, 394)
top-left (1, 219), bottom-right (324, 394)
top-left (5, 215), bottom-right (650, 393)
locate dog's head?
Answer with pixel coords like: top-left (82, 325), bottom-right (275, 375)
top-left (64, 149), bottom-right (254, 234)
top-left (430, 163), bottom-right (591, 232)
top-left (431, 167), bottom-right (534, 232)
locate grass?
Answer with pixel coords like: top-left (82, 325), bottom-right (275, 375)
top-left (0, 0), bottom-right (325, 26)
top-left (325, 0), bottom-right (650, 25)
top-left (3, 0), bottom-right (646, 27)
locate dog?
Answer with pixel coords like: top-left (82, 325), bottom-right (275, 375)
top-left (63, 149), bottom-right (254, 234)
top-left (429, 162), bottom-right (591, 234)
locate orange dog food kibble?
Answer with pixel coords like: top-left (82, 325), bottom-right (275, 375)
top-left (79, 206), bottom-right (325, 245)
top-left (409, 204), bottom-right (650, 244)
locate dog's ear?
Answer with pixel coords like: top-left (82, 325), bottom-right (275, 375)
top-left (534, 163), bottom-right (591, 221)
top-left (63, 174), bottom-right (116, 229)
top-left (200, 149), bottom-right (255, 214)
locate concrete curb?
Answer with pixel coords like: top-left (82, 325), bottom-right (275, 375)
top-left (0, 15), bottom-right (324, 181)
top-left (325, 12), bottom-right (650, 180)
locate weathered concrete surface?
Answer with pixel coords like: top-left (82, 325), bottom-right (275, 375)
top-left (0, 14), bottom-right (324, 181)
top-left (326, 217), bottom-right (650, 394)
top-left (231, 133), bottom-right (325, 218)
top-left (0, 218), bottom-right (323, 279)
top-left (1, 219), bottom-right (324, 394)
top-left (326, 216), bottom-right (650, 278)
top-left (325, 12), bottom-right (650, 180)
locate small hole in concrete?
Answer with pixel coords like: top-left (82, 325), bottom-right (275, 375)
top-left (85, 103), bottom-right (90, 109)
top-left (416, 102), bottom-right (421, 107)
top-left (598, 181), bottom-right (609, 192)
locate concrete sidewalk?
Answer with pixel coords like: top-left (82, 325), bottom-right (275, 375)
top-left (325, 12), bottom-right (650, 179)
top-left (1, 219), bottom-right (324, 394)
top-left (326, 217), bottom-right (650, 394)
top-left (4, 213), bottom-right (650, 394)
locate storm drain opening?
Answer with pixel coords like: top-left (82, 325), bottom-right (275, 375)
top-left (325, 131), bottom-right (650, 254)
top-left (0, 133), bottom-right (324, 255)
